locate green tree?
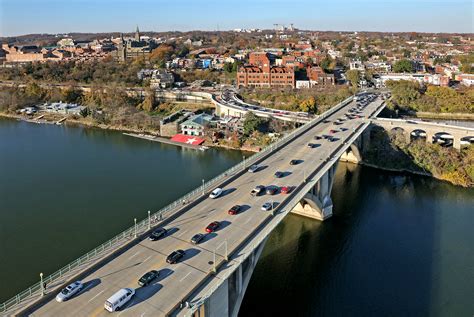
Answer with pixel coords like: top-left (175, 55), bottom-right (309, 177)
top-left (346, 70), bottom-right (361, 87)
top-left (243, 111), bottom-right (266, 136)
top-left (393, 59), bottom-right (414, 73)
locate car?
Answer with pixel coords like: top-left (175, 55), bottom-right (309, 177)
top-left (266, 186), bottom-right (278, 195)
top-left (329, 129), bottom-right (337, 134)
top-left (251, 185), bottom-right (265, 196)
top-left (149, 227), bottom-right (167, 241)
top-left (330, 137), bottom-right (339, 142)
top-left (307, 143), bottom-right (314, 148)
top-left (314, 135), bottom-right (322, 140)
top-left (228, 205), bottom-right (241, 215)
top-left (190, 233), bottom-right (205, 244)
top-left (274, 171), bottom-right (284, 178)
top-left (209, 188), bottom-right (223, 199)
top-left (322, 134), bottom-right (331, 139)
top-left (248, 164), bottom-right (259, 173)
top-left (261, 202), bottom-right (274, 211)
top-left (289, 159), bottom-right (299, 165)
top-left (56, 281), bottom-right (83, 302)
top-left (280, 186), bottom-right (292, 194)
top-left (340, 127), bottom-right (348, 131)
top-left (334, 121), bottom-right (342, 125)
top-left (206, 221), bottom-right (220, 233)
top-left (166, 250), bottom-right (185, 264)
top-left (138, 270), bottom-right (159, 286)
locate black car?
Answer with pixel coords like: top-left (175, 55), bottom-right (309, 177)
top-left (266, 186), bottom-right (278, 195)
top-left (314, 135), bottom-right (322, 140)
top-left (190, 233), bottom-right (205, 244)
top-left (138, 270), bottom-right (159, 286)
top-left (289, 159), bottom-right (299, 165)
top-left (274, 171), bottom-right (283, 178)
top-left (166, 250), bottom-right (185, 264)
top-left (149, 227), bottom-right (167, 241)
top-left (322, 135), bottom-right (331, 140)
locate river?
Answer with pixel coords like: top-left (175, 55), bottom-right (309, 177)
top-left (1, 118), bottom-right (473, 316)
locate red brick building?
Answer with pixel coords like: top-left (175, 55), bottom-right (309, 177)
top-left (237, 65), bottom-right (295, 88)
top-left (306, 66), bottom-right (335, 85)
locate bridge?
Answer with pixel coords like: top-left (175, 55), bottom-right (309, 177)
top-left (0, 94), bottom-right (405, 316)
top-left (372, 118), bottom-right (474, 149)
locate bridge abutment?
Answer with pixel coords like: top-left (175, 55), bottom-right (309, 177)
top-left (290, 163), bottom-right (337, 221)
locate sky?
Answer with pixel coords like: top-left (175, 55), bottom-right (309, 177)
top-left (0, 0), bottom-right (473, 37)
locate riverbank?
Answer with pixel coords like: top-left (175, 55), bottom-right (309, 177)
top-left (0, 111), bottom-right (261, 153)
top-left (363, 127), bottom-right (474, 188)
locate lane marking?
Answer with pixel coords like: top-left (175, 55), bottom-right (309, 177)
top-left (177, 230), bottom-right (187, 237)
top-left (180, 272), bottom-right (191, 282)
top-left (128, 251), bottom-right (141, 260)
top-left (142, 255), bottom-right (152, 263)
top-left (87, 290), bottom-right (105, 303)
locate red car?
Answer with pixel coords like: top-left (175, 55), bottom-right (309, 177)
top-left (228, 205), bottom-right (241, 215)
top-left (329, 129), bottom-right (337, 134)
top-left (281, 186), bottom-right (292, 194)
top-left (206, 221), bottom-right (220, 233)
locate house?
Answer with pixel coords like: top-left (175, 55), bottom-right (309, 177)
top-left (180, 113), bottom-right (215, 136)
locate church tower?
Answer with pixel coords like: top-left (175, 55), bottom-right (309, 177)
top-left (134, 25), bottom-right (140, 42)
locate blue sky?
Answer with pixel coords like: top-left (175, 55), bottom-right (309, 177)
top-left (0, 0), bottom-right (472, 36)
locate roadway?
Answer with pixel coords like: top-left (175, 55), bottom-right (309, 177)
top-left (29, 94), bottom-right (384, 317)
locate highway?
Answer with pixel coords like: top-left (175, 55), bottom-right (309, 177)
top-left (28, 95), bottom-right (384, 317)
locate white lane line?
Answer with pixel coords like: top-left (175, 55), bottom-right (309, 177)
top-left (140, 313), bottom-right (146, 317)
top-left (180, 272), bottom-right (191, 282)
top-left (244, 217), bottom-right (253, 224)
top-left (177, 229), bottom-right (187, 237)
top-left (142, 255), bottom-right (152, 263)
top-left (87, 290), bottom-right (105, 303)
top-left (128, 251), bottom-right (141, 260)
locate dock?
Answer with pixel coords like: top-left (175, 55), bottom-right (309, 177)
top-left (56, 117), bottom-right (67, 125)
top-left (123, 133), bottom-right (208, 150)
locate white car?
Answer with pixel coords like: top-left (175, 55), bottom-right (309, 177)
top-left (248, 165), bottom-right (259, 173)
top-left (209, 188), bottom-right (223, 199)
top-left (261, 202), bottom-right (274, 211)
top-left (56, 281), bottom-right (83, 302)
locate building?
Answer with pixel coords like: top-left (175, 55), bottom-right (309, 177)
top-left (112, 26), bottom-right (157, 61)
top-left (349, 60), bottom-right (365, 71)
top-left (2, 44), bottom-right (52, 63)
top-left (180, 113), bottom-right (215, 136)
top-left (307, 66), bottom-right (335, 86)
top-left (237, 52), bottom-right (295, 88)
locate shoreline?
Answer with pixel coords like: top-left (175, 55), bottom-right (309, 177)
top-left (0, 111), bottom-right (258, 153)
top-left (1, 111), bottom-right (469, 186)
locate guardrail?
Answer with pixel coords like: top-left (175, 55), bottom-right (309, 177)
top-left (0, 95), bottom-right (354, 314)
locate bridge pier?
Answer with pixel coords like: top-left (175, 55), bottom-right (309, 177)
top-left (290, 162), bottom-right (338, 221)
top-left (190, 238), bottom-right (268, 317)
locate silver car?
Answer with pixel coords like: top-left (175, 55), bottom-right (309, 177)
top-left (56, 281), bottom-right (83, 302)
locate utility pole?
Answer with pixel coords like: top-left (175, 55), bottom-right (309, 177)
top-left (134, 218), bottom-right (137, 238)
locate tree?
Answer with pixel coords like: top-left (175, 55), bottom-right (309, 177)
top-left (243, 111), bottom-right (266, 136)
top-left (393, 59), bottom-right (414, 73)
top-left (346, 70), bottom-right (361, 87)
top-left (320, 56), bottom-right (332, 73)
top-left (299, 96), bottom-right (317, 113)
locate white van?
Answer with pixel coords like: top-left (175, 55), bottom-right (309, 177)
top-left (104, 288), bottom-right (135, 312)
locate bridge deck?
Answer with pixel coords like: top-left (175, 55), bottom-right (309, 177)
top-left (26, 97), bottom-right (384, 317)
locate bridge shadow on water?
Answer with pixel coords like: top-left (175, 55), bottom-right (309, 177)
top-left (239, 162), bottom-right (438, 317)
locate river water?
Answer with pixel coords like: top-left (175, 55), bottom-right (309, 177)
top-left (1, 118), bottom-right (473, 316)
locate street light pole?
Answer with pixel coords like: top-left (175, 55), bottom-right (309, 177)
top-left (134, 218), bottom-right (137, 238)
top-left (202, 179), bottom-right (205, 196)
top-left (148, 211), bottom-right (151, 230)
top-left (242, 155), bottom-right (246, 170)
top-left (40, 272), bottom-right (44, 296)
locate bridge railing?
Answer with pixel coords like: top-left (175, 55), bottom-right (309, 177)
top-left (0, 95), bottom-right (354, 314)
